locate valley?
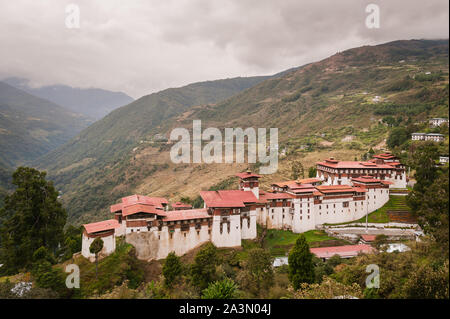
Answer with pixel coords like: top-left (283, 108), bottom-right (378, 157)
top-left (27, 39), bottom-right (448, 226)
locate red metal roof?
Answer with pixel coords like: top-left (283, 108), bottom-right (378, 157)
top-left (361, 235), bottom-right (376, 242)
top-left (272, 178), bottom-right (321, 188)
top-left (387, 162), bottom-right (402, 166)
top-left (200, 190), bottom-right (257, 208)
top-left (235, 171), bottom-right (262, 179)
top-left (264, 192), bottom-right (296, 200)
top-left (352, 177), bottom-right (384, 183)
top-left (373, 153), bottom-right (396, 160)
top-left (352, 187), bottom-right (368, 193)
top-left (172, 202), bottom-right (192, 208)
top-left (310, 244), bottom-right (374, 259)
top-left (316, 185), bottom-right (354, 192)
top-left (110, 203), bottom-right (123, 213)
top-left (161, 209), bottom-right (211, 222)
top-left (317, 160), bottom-right (393, 169)
top-left (122, 194), bottom-right (168, 207)
top-left (290, 188), bottom-right (316, 194)
top-left (122, 203), bottom-right (159, 217)
top-left (110, 194), bottom-right (169, 213)
top-left (83, 219), bottom-right (119, 234)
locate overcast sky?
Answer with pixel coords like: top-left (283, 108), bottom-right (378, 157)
top-left (0, 0), bottom-right (448, 99)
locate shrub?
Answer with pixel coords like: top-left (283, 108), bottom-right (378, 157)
top-left (201, 278), bottom-right (239, 299)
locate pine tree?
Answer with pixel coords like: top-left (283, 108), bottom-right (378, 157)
top-left (0, 167), bottom-right (67, 275)
top-left (163, 252), bottom-right (183, 288)
top-left (308, 167), bottom-right (317, 178)
top-left (288, 234), bottom-right (315, 290)
top-left (191, 243), bottom-right (218, 290)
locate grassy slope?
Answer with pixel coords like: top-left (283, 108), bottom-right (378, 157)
top-left (324, 195), bottom-right (412, 225)
top-left (36, 40), bottom-right (449, 225)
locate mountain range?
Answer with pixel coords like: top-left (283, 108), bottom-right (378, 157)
top-left (3, 78), bottom-right (134, 120)
top-left (2, 39), bottom-right (448, 225)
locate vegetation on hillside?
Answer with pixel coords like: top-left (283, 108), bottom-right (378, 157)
top-left (30, 39), bottom-right (448, 226)
top-left (0, 81), bottom-right (91, 167)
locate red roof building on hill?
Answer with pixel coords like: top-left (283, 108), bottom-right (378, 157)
top-left (360, 234), bottom-right (377, 243)
top-left (111, 194), bottom-right (169, 213)
top-left (372, 153), bottom-right (398, 162)
top-left (83, 219), bottom-right (120, 235)
top-left (310, 244), bottom-right (375, 260)
top-left (235, 171), bottom-right (262, 179)
top-left (272, 178), bottom-right (321, 191)
top-left (200, 190), bottom-right (257, 208)
top-left (316, 156), bottom-right (406, 189)
top-left (161, 209), bottom-right (211, 222)
top-left (122, 203), bottom-right (159, 217)
top-left (171, 202), bottom-right (193, 210)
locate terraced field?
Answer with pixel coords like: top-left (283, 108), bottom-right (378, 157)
top-left (354, 195), bottom-right (412, 223)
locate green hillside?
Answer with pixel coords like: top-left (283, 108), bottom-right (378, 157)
top-left (184, 40), bottom-right (448, 147)
top-left (33, 39), bottom-right (449, 225)
top-left (0, 81), bottom-right (92, 167)
top-left (33, 76), bottom-right (272, 222)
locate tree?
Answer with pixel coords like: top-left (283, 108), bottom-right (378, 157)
top-left (410, 168), bottom-right (449, 255)
top-left (308, 167), bottom-right (317, 178)
top-left (292, 277), bottom-right (363, 299)
top-left (387, 127), bottom-right (409, 149)
top-left (163, 252), bottom-right (183, 288)
top-left (291, 161), bottom-right (305, 180)
top-left (191, 243), bottom-right (219, 290)
top-left (237, 248), bottom-right (273, 297)
top-left (89, 237), bottom-right (104, 279)
top-left (201, 278), bottom-right (239, 299)
top-left (313, 256), bottom-right (333, 283)
top-left (65, 226), bottom-right (82, 253)
top-left (31, 246), bottom-right (69, 298)
top-left (408, 142), bottom-right (440, 194)
top-left (0, 167), bottom-right (67, 275)
top-left (402, 261), bottom-right (449, 299)
top-left (288, 235), bottom-right (315, 289)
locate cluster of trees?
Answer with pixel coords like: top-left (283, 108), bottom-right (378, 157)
top-left (157, 234), bottom-right (337, 299)
top-left (0, 167), bottom-right (67, 275)
top-left (407, 143), bottom-right (449, 254)
top-left (158, 243), bottom-right (276, 299)
top-left (0, 167), bottom-right (83, 298)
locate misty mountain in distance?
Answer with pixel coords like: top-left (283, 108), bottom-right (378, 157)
top-left (0, 81), bottom-right (91, 168)
top-left (3, 77), bottom-right (134, 120)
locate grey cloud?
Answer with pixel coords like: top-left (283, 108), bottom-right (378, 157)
top-left (0, 0), bottom-right (447, 98)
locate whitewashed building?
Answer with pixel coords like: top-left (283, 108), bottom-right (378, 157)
top-left (429, 118), bottom-right (449, 127)
top-left (81, 154), bottom-right (404, 262)
top-left (315, 153), bottom-right (407, 189)
top-left (82, 219), bottom-right (120, 262)
top-left (412, 132), bottom-right (445, 142)
top-left (81, 177), bottom-right (260, 261)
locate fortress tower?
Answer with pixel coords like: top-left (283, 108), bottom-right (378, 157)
top-left (236, 170), bottom-right (261, 199)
